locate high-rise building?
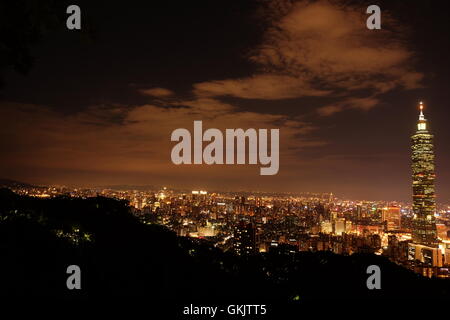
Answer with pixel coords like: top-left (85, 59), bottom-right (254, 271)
top-left (320, 220), bottom-right (333, 234)
top-left (334, 218), bottom-right (346, 235)
top-left (408, 243), bottom-right (442, 267)
top-left (411, 102), bottom-right (438, 246)
top-left (233, 221), bottom-right (257, 255)
top-left (382, 206), bottom-right (401, 231)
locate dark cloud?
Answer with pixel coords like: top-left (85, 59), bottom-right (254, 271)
top-left (2, 0), bottom-right (448, 201)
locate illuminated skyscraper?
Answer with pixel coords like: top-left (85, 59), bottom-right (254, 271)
top-left (411, 102), bottom-right (438, 246)
top-left (382, 206), bottom-right (401, 231)
top-left (233, 221), bottom-right (257, 255)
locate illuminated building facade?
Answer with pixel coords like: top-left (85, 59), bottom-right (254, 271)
top-left (382, 206), bottom-right (401, 231)
top-left (408, 243), bottom-right (442, 268)
top-left (411, 102), bottom-right (438, 246)
top-left (233, 222), bottom-right (257, 255)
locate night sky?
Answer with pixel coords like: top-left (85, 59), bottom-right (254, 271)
top-left (1, 0), bottom-right (449, 201)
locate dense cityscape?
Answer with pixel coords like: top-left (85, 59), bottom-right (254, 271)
top-left (2, 1), bottom-right (450, 310)
top-left (5, 183), bottom-right (449, 277)
top-left (4, 103), bottom-right (449, 280)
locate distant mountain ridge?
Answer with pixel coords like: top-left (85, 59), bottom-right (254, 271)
top-left (0, 179), bottom-right (37, 188)
top-left (94, 184), bottom-right (157, 191)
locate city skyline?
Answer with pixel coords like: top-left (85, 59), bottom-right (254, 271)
top-left (1, 0), bottom-right (450, 202)
top-left (1, 104), bottom-right (449, 280)
top-left (3, 0), bottom-right (450, 306)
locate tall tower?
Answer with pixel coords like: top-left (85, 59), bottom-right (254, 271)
top-left (411, 101), bottom-right (438, 246)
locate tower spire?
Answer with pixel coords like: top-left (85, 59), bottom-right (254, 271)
top-left (419, 101), bottom-right (425, 121)
top-left (417, 101), bottom-right (427, 131)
